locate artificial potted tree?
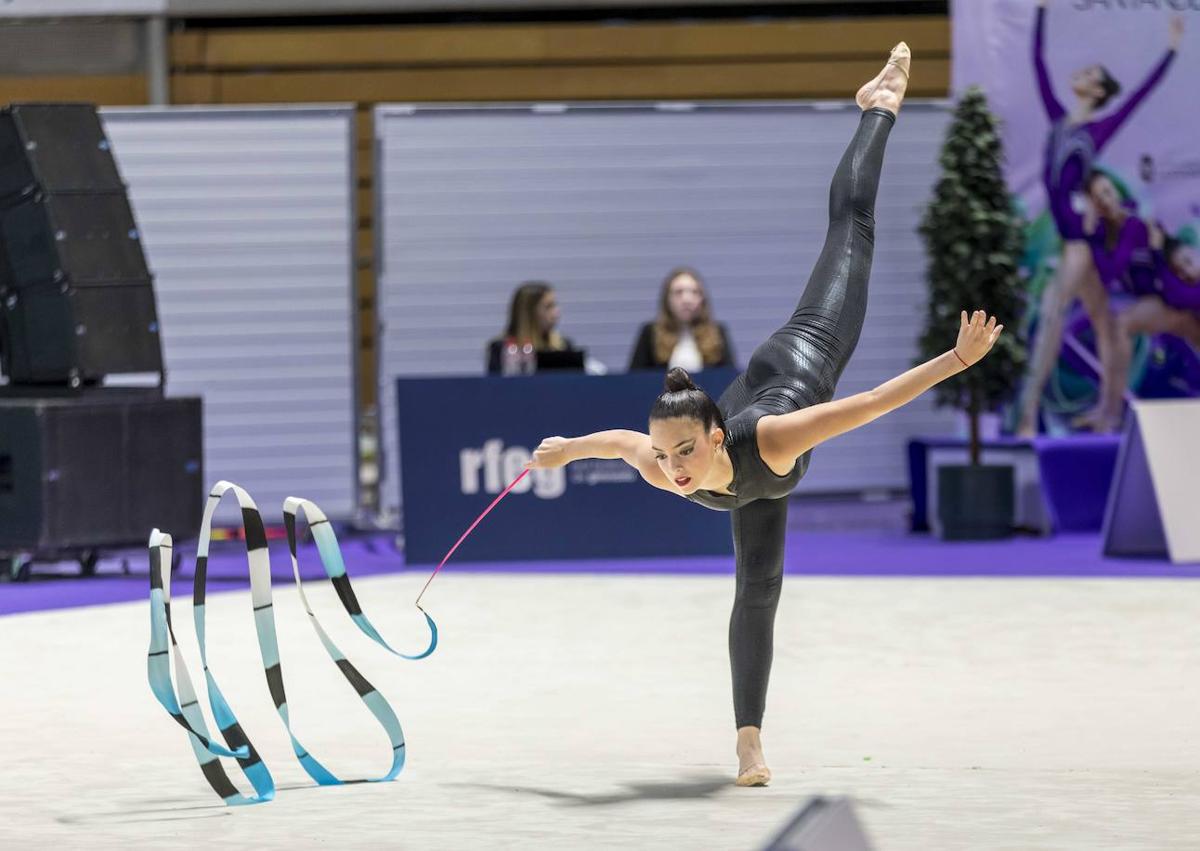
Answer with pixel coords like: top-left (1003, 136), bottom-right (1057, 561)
top-left (918, 86), bottom-right (1027, 540)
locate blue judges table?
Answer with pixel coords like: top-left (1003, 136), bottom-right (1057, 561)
top-left (396, 369), bottom-right (738, 564)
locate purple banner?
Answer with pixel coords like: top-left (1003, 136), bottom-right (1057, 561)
top-left (954, 0), bottom-right (1200, 434)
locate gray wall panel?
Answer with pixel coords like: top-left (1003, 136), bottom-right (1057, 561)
top-left (377, 102), bottom-right (957, 509)
top-left (101, 106), bottom-right (358, 518)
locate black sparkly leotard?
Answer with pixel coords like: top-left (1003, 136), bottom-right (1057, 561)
top-left (687, 107), bottom-right (894, 729)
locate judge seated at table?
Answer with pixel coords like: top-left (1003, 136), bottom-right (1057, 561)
top-left (486, 281), bottom-right (584, 375)
top-left (628, 267), bottom-right (735, 372)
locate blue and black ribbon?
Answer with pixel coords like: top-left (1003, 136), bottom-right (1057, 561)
top-left (147, 481), bottom-right (437, 805)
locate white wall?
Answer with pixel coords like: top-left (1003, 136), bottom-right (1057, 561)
top-left (103, 106), bottom-right (359, 518)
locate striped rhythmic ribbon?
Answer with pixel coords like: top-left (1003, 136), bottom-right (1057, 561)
top-left (146, 481), bottom-right (437, 805)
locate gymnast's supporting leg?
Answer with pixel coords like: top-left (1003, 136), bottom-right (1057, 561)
top-left (1016, 241), bottom-right (1099, 435)
top-left (729, 497), bottom-right (789, 785)
top-left (1074, 264), bottom-right (1122, 431)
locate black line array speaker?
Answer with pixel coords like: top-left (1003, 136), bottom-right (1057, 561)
top-left (0, 103), bottom-right (123, 197)
top-left (0, 103), bottom-right (162, 386)
top-left (0, 393), bottom-right (202, 550)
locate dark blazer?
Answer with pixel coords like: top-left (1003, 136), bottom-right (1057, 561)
top-left (486, 337), bottom-right (577, 374)
top-left (627, 322), bottom-right (735, 371)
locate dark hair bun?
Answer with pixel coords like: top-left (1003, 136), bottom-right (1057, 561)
top-left (664, 367), bottom-right (698, 393)
top-left (651, 367), bottom-right (725, 433)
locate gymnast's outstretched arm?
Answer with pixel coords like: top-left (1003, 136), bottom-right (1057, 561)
top-left (757, 310), bottom-right (1003, 469)
top-left (526, 430), bottom-right (673, 490)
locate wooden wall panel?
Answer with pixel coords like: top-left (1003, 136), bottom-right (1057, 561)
top-left (0, 75), bottom-right (147, 106)
top-left (173, 17), bottom-right (949, 69)
top-left (170, 73), bottom-right (218, 103)
top-left (207, 59), bottom-right (949, 103)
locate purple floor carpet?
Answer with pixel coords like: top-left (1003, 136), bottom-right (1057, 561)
top-left (2, 529), bottom-right (1196, 618)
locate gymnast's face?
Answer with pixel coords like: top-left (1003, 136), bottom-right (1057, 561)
top-left (1071, 65), bottom-right (1107, 102)
top-left (649, 416), bottom-right (723, 494)
top-left (1171, 245), bottom-right (1200, 283)
top-left (1087, 175), bottom-right (1122, 220)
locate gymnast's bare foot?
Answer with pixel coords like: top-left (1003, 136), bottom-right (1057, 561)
top-left (735, 726), bottom-right (771, 787)
top-left (1071, 406), bottom-right (1122, 434)
top-left (856, 41), bottom-right (911, 115)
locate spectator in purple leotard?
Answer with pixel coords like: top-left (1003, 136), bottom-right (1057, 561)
top-left (1016, 0), bottom-right (1182, 435)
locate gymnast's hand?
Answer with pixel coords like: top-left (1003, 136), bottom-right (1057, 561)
top-left (1147, 220), bottom-right (1166, 251)
top-left (527, 436), bottom-right (572, 469)
top-left (1170, 15), bottom-right (1184, 51)
top-left (954, 310), bottom-right (1003, 367)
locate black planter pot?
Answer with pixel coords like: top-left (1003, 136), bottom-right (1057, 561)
top-left (937, 464), bottom-right (1015, 541)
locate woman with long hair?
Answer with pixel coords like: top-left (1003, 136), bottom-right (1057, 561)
top-left (486, 282), bottom-right (572, 374)
top-left (529, 45), bottom-right (1002, 786)
top-left (628, 268), bottom-right (735, 371)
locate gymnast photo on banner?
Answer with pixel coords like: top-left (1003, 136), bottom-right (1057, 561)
top-left (956, 0), bottom-right (1198, 436)
top-left (1065, 171), bottom-right (1200, 427)
top-left (1008, 0), bottom-right (1185, 434)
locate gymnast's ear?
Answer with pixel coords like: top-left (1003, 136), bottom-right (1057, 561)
top-left (710, 426), bottom-right (725, 450)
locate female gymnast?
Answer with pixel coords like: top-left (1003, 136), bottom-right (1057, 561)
top-left (1108, 224), bottom-right (1200, 405)
top-left (1084, 172), bottom-right (1156, 301)
top-left (1076, 171), bottom-right (1158, 430)
top-left (527, 44), bottom-right (1005, 787)
top-left (1016, 0), bottom-right (1181, 435)
top-left (1074, 174), bottom-right (1200, 428)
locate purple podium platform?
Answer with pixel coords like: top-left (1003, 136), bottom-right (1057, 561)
top-left (1032, 434), bottom-right (1122, 532)
top-left (908, 434), bottom-right (1121, 534)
